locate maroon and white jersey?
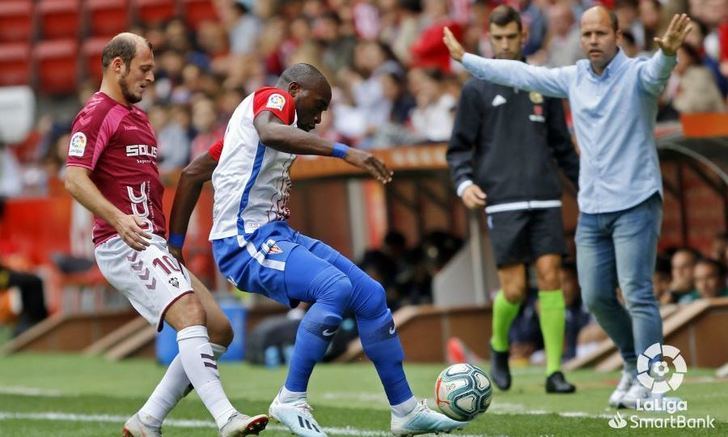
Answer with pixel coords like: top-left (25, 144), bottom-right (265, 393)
top-left (66, 92), bottom-right (165, 245)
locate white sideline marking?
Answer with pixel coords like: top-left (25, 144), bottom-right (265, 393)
top-left (0, 411), bottom-right (486, 437)
top-left (0, 386), bottom-right (63, 397)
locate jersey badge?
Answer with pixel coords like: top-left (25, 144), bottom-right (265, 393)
top-left (68, 132), bottom-right (87, 157)
top-left (266, 93), bottom-right (286, 111)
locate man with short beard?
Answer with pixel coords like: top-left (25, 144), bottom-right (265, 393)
top-left (64, 33), bottom-right (267, 436)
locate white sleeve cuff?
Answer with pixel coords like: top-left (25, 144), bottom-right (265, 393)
top-left (456, 180), bottom-right (474, 197)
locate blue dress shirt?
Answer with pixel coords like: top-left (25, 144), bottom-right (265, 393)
top-left (462, 49), bottom-right (677, 213)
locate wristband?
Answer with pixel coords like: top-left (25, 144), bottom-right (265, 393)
top-left (168, 233), bottom-right (185, 248)
top-left (332, 142), bottom-right (350, 159)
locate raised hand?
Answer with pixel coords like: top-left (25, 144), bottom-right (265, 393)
top-left (114, 214), bottom-right (151, 251)
top-left (654, 13), bottom-right (692, 56)
top-left (442, 27), bottom-right (465, 62)
top-left (344, 148), bottom-right (393, 184)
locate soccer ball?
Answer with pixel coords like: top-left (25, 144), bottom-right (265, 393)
top-left (435, 363), bottom-right (492, 421)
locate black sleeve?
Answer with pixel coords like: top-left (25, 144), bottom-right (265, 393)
top-left (546, 97), bottom-right (579, 190)
top-left (446, 80), bottom-right (484, 191)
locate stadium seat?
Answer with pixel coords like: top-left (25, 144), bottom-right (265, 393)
top-left (38, 0), bottom-right (81, 40)
top-left (86, 0), bottom-right (130, 37)
top-left (0, 1), bottom-right (34, 43)
top-left (135, 0), bottom-right (177, 26)
top-left (82, 37), bottom-right (108, 83)
top-left (182, 0), bottom-right (218, 30)
top-left (0, 43), bottom-right (31, 86)
top-left (33, 39), bottom-right (79, 95)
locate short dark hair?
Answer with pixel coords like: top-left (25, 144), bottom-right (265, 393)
top-left (489, 5), bottom-right (522, 31)
top-left (278, 63), bottom-right (328, 89)
top-left (101, 34), bottom-right (153, 70)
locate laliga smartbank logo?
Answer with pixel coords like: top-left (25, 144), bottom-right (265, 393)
top-left (607, 343), bottom-right (716, 430)
top-left (636, 343), bottom-right (686, 393)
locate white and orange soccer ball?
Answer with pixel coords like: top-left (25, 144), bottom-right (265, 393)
top-left (435, 363), bottom-right (493, 421)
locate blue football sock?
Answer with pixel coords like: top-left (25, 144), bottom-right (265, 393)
top-left (342, 263), bottom-right (413, 405)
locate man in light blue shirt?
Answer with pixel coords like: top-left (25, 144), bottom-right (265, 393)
top-left (444, 7), bottom-right (693, 409)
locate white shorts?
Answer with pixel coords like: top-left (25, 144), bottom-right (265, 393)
top-left (95, 235), bottom-right (193, 331)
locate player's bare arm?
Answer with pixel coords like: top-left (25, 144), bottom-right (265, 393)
top-left (168, 152), bottom-right (218, 264)
top-left (253, 111), bottom-right (393, 184)
top-left (65, 166), bottom-right (151, 251)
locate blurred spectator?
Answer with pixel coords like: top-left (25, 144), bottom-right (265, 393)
top-left (0, 143), bottom-right (22, 198)
top-left (315, 12), bottom-right (357, 74)
top-left (190, 98), bottom-right (224, 159)
top-left (679, 258), bottom-right (728, 303)
top-left (621, 30), bottom-right (643, 57)
top-left (223, 0), bottom-right (261, 56)
top-left (408, 68), bottom-right (457, 142)
top-left (666, 247), bottom-right (699, 303)
top-left (370, 72), bottom-right (418, 148)
top-left (639, 0), bottom-right (663, 52)
top-left (653, 254), bottom-right (672, 304)
top-left (410, 0), bottom-right (463, 72)
top-left (543, 1), bottom-right (583, 67)
top-left (664, 44), bottom-right (725, 115)
top-left (518, 0), bottom-right (548, 56)
top-left (150, 105), bottom-right (191, 172)
top-left (615, 0), bottom-right (645, 49)
top-left (711, 231), bottom-right (728, 265)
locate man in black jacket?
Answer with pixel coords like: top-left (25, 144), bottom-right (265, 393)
top-left (447, 5), bottom-right (579, 394)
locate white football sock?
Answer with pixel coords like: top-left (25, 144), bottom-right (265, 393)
top-left (138, 343), bottom-right (227, 428)
top-left (177, 326), bottom-right (236, 429)
top-left (391, 396), bottom-right (418, 417)
top-left (278, 386), bottom-right (307, 403)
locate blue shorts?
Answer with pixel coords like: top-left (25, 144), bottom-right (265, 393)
top-left (212, 221), bottom-right (344, 307)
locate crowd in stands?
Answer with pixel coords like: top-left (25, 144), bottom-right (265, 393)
top-left (0, 0), bottom-right (726, 197)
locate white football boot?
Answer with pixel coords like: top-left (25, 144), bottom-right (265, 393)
top-left (218, 412), bottom-right (269, 437)
top-left (122, 413), bottom-right (161, 437)
top-left (391, 399), bottom-right (469, 436)
top-left (269, 394), bottom-right (327, 437)
top-left (608, 372), bottom-right (635, 408)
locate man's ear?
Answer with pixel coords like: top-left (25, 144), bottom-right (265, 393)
top-left (616, 29), bottom-right (623, 45)
top-left (287, 82), bottom-right (301, 98)
top-left (112, 57), bottom-right (124, 75)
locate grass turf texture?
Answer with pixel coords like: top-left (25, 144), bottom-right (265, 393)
top-left (0, 354), bottom-right (725, 436)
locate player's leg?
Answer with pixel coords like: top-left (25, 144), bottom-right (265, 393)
top-left (95, 237), bottom-right (265, 437)
top-left (264, 244), bottom-right (352, 436)
top-left (529, 207), bottom-right (575, 393)
top-left (487, 210), bottom-right (530, 391)
top-left (612, 194), bottom-right (664, 408)
top-left (489, 264), bottom-right (526, 390)
top-left (134, 271), bottom-right (235, 430)
top-left (298, 235), bottom-right (467, 435)
top-left (576, 211), bottom-right (635, 407)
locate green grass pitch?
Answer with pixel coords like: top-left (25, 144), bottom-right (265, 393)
top-left (0, 353), bottom-right (726, 436)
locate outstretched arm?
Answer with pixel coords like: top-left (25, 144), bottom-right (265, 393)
top-left (253, 111), bottom-right (393, 183)
top-left (639, 14), bottom-right (692, 95)
top-left (167, 151), bottom-right (219, 264)
top-left (443, 27), bottom-right (572, 98)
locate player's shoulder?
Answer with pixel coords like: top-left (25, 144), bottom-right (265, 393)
top-left (73, 92), bottom-right (123, 129)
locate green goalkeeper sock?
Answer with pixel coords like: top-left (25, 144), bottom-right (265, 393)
top-left (539, 290), bottom-right (566, 375)
top-left (490, 290), bottom-right (521, 353)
